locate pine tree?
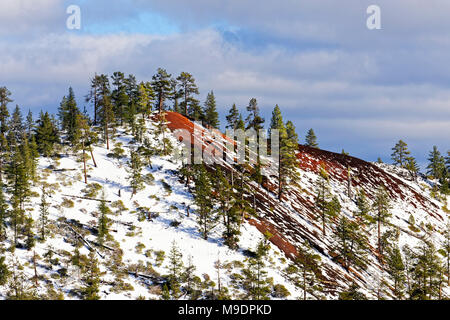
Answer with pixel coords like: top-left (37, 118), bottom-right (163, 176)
top-left (34, 111), bottom-right (59, 157)
top-left (152, 68), bottom-right (173, 115)
top-left (97, 192), bottom-right (112, 245)
top-left (0, 182), bottom-right (7, 240)
top-left (24, 215), bottom-right (35, 250)
top-left (314, 164), bottom-right (331, 236)
top-left (194, 166), bottom-right (217, 240)
top-left (8, 105), bottom-right (24, 145)
top-left (176, 72), bottom-right (199, 116)
top-left (426, 146), bottom-right (445, 180)
top-left (441, 222), bottom-right (450, 286)
top-left (0, 87), bottom-right (12, 134)
top-left (167, 240), bottom-right (184, 298)
top-left (354, 189), bottom-right (370, 221)
top-left (82, 250), bottom-right (101, 300)
top-left (279, 120), bottom-right (300, 199)
top-left (111, 72), bottom-right (129, 126)
top-left (188, 98), bottom-right (204, 122)
top-left (85, 74), bottom-right (103, 125)
top-left (0, 133), bottom-right (9, 182)
top-left (213, 168), bottom-right (240, 249)
top-left (242, 238), bottom-right (271, 300)
top-left (125, 74), bottom-right (139, 107)
top-left (338, 282), bottom-right (367, 300)
top-left (372, 185), bottom-right (391, 257)
top-left (332, 215), bottom-right (368, 271)
top-left (137, 81), bottom-right (155, 119)
top-left (97, 74), bottom-right (114, 150)
top-left (226, 104), bottom-right (240, 130)
top-left (405, 156), bottom-right (420, 181)
top-left (25, 110), bottom-right (33, 139)
top-left (305, 129), bottom-right (318, 148)
top-left (386, 245), bottom-right (406, 299)
top-left (236, 114), bottom-right (245, 131)
top-left (127, 149), bottom-right (144, 196)
top-left (7, 144), bottom-right (31, 247)
top-left (202, 91), bottom-right (219, 128)
top-left (287, 240), bottom-right (322, 300)
top-left (58, 87), bottom-right (81, 145)
top-left (391, 140), bottom-right (411, 167)
top-left (39, 185), bottom-right (49, 240)
top-left (0, 256), bottom-right (10, 286)
top-left (245, 98), bottom-right (265, 132)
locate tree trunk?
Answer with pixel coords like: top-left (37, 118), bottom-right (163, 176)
top-left (90, 146), bottom-right (97, 168)
top-left (83, 146), bottom-right (87, 184)
top-left (105, 121), bottom-right (110, 150)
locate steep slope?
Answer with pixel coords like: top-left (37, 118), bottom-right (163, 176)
top-left (165, 111), bottom-right (449, 299)
top-left (0, 115), bottom-right (300, 300)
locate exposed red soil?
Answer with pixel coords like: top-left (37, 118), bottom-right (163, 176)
top-left (164, 111), bottom-right (444, 294)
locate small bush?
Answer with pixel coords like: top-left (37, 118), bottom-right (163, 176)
top-left (61, 198), bottom-right (74, 208)
top-left (82, 183), bottom-right (102, 198)
top-left (272, 284), bottom-right (290, 298)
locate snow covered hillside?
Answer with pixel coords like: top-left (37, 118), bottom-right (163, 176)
top-left (0, 115), bottom-right (300, 300)
top-left (0, 111), bottom-right (448, 300)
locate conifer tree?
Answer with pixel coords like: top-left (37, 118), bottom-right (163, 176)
top-left (354, 189), bottom-right (370, 221)
top-left (167, 240), bottom-right (184, 298)
top-left (137, 81), bottom-right (155, 119)
top-left (97, 74), bottom-right (114, 150)
top-left (203, 91), bottom-right (219, 128)
top-left (305, 129), bottom-right (318, 148)
top-left (391, 140), bottom-right (411, 167)
top-left (188, 98), bottom-right (204, 122)
top-left (26, 110), bottom-right (33, 139)
top-left (287, 240), bottom-right (322, 300)
top-left (426, 146), bottom-right (446, 180)
top-left (242, 238), bottom-right (271, 300)
top-left (0, 86), bottom-right (12, 134)
top-left (8, 105), bottom-right (24, 145)
top-left (127, 149), bottom-right (144, 196)
top-left (194, 166), bottom-right (217, 240)
top-left (0, 133), bottom-right (9, 182)
top-left (111, 72), bottom-right (129, 126)
top-left (372, 185), bottom-right (391, 256)
top-left (125, 74), bottom-right (139, 107)
top-left (314, 164), bottom-right (331, 236)
top-left (152, 68), bottom-right (173, 115)
top-left (226, 104), bottom-right (240, 130)
top-left (85, 74), bottom-right (103, 125)
top-left (24, 215), bottom-right (35, 250)
top-left (245, 98), bottom-right (265, 132)
top-left (0, 182), bottom-right (7, 240)
top-left (213, 168), bottom-right (240, 249)
top-left (236, 114), bottom-right (245, 131)
top-left (58, 87), bottom-right (81, 145)
top-left (97, 192), bottom-right (112, 245)
top-left (280, 120), bottom-right (300, 198)
top-left (39, 185), bottom-right (49, 240)
top-left (405, 156), bottom-right (420, 181)
top-left (34, 111), bottom-right (59, 157)
top-left (332, 215), bottom-right (368, 271)
top-left (176, 72), bottom-right (199, 116)
top-left (0, 256), bottom-right (10, 286)
top-left (82, 250), bottom-right (101, 300)
top-left (441, 222), bottom-right (450, 286)
top-left (386, 245), bottom-right (406, 299)
top-left (338, 282), bottom-right (367, 300)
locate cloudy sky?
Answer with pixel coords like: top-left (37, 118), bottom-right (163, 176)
top-left (1, 0), bottom-right (449, 166)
